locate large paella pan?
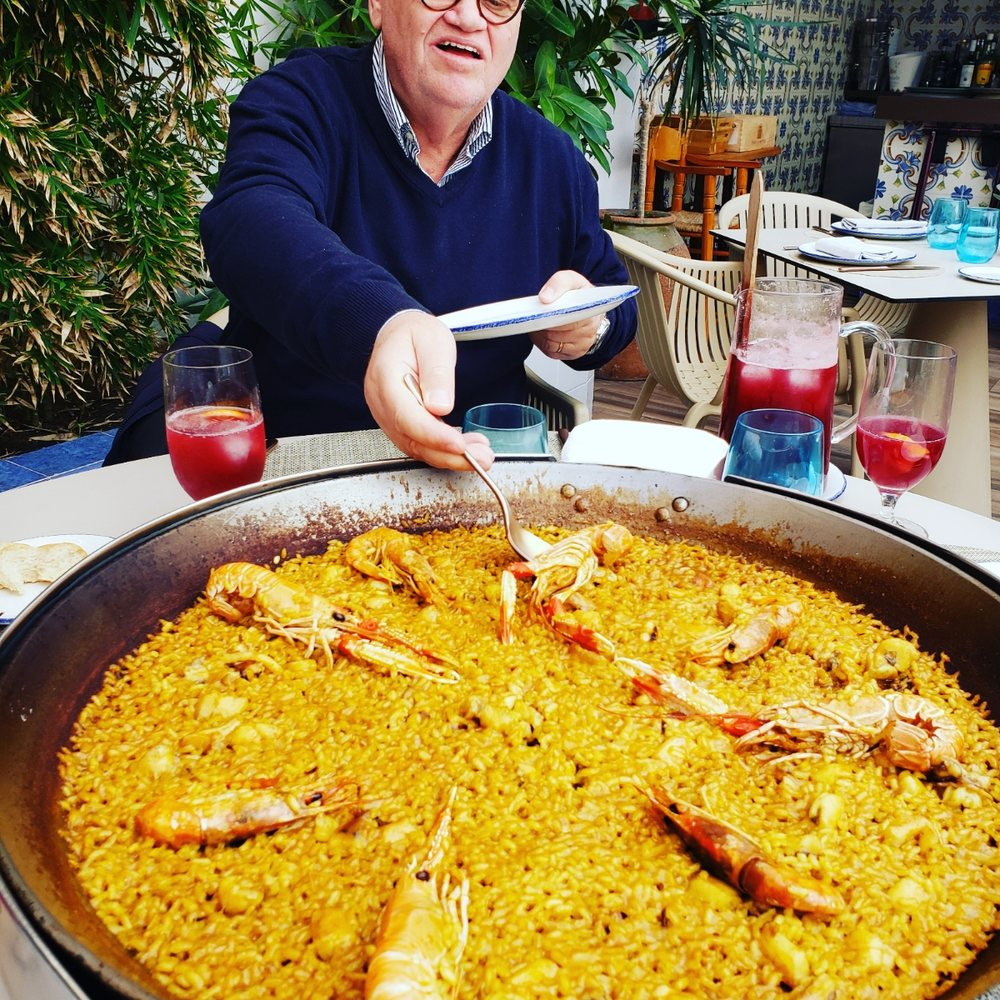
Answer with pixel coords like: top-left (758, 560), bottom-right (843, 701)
top-left (0, 461), bottom-right (998, 998)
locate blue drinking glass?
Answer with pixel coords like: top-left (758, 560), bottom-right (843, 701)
top-left (463, 403), bottom-right (548, 455)
top-left (722, 408), bottom-right (825, 497)
top-left (926, 198), bottom-right (966, 250)
top-left (956, 207), bottom-right (1000, 264)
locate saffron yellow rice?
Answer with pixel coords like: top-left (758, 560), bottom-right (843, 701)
top-left (58, 525), bottom-right (1000, 998)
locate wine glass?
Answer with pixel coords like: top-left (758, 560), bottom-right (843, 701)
top-left (162, 345), bottom-right (266, 500)
top-left (855, 339), bottom-right (957, 537)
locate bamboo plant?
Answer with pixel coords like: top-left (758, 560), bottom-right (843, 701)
top-left (0, 1), bottom-right (256, 433)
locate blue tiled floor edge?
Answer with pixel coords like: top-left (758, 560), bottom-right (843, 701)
top-left (0, 432), bottom-right (115, 493)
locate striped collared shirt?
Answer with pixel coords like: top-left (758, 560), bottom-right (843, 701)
top-left (372, 34), bottom-right (493, 185)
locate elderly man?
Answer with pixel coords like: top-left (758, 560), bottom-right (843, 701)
top-left (192, 0), bottom-right (635, 469)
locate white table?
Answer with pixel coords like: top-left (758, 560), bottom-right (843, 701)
top-left (0, 426), bottom-right (997, 574)
top-left (714, 226), bottom-right (1000, 517)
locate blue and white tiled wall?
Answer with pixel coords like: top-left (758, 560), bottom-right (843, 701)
top-left (707, 0), bottom-right (998, 208)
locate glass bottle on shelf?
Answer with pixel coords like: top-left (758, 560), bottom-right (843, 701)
top-left (948, 39), bottom-right (964, 86)
top-left (958, 38), bottom-right (977, 87)
top-left (974, 33), bottom-right (995, 87)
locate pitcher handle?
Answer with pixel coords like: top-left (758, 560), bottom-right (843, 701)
top-left (830, 321), bottom-right (892, 445)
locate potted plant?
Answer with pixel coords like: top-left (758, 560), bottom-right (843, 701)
top-left (604, 0), bottom-right (777, 237)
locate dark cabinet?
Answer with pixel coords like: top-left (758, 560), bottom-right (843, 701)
top-left (819, 116), bottom-right (886, 211)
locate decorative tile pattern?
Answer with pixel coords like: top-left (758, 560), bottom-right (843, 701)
top-left (695, 0), bottom-right (999, 204)
top-left (871, 121), bottom-right (997, 219)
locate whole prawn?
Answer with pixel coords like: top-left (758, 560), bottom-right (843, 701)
top-left (135, 774), bottom-right (361, 848)
top-left (640, 785), bottom-right (845, 916)
top-left (204, 562), bottom-right (460, 683)
top-left (366, 787), bottom-right (469, 999)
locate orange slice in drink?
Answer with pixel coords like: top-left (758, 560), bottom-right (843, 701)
top-left (204, 406), bottom-right (248, 421)
top-left (885, 431), bottom-right (929, 463)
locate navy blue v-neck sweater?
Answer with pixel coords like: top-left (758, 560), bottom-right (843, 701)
top-left (199, 44), bottom-right (636, 437)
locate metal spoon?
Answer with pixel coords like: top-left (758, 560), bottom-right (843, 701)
top-left (402, 372), bottom-right (550, 561)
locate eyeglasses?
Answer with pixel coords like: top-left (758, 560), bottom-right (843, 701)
top-left (420, 0), bottom-right (525, 26)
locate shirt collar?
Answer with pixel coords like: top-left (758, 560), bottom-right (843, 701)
top-left (372, 34), bottom-right (492, 185)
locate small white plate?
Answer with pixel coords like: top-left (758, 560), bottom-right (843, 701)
top-left (440, 285), bottom-right (639, 341)
top-left (797, 241), bottom-right (917, 266)
top-left (560, 420), bottom-right (729, 479)
top-left (957, 265), bottom-right (1000, 285)
top-left (0, 534), bottom-right (112, 625)
top-left (830, 221), bottom-right (928, 241)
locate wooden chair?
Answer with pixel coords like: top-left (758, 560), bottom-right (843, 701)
top-left (642, 123), bottom-right (732, 262)
top-left (608, 230), bottom-right (741, 427)
top-left (716, 191), bottom-right (916, 337)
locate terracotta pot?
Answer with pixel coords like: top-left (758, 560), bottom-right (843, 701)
top-left (599, 211), bottom-right (691, 381)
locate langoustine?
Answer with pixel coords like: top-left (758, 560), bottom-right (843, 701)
top-left (204, 561), bottom-right (460, 683)
top-left (639, 785), bottom-right (845, 915)
top-left (727, 693), bottom-right (985, 785)
top-left (620, 658), bottom-right (985, 786)
top-left (365, 787), bottom-right (469, 1000)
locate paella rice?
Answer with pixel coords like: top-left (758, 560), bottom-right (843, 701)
top-left (58, 524), bottom-right (1000, 998)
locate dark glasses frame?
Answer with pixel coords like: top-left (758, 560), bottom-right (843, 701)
top-left (419, 0), bottom-right (525, 26)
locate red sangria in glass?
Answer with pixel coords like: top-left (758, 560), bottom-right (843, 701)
top-left (720, 278), bottom-right (889, 471)
top-left (163, 346), bottom-right (266, 501)
top-left (855, 339), bottom-right (956, 537)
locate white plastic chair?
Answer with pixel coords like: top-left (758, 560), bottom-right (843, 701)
top-left (525, 366), bottom-right (589, 432)
top-left (716, 191), bottom-right (915, 336)
top-left (609, 230), bottom-right (742, 427)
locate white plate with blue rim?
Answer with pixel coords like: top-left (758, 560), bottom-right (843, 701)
top-left (440, 285), bottom-right (639, 341)
top-left (957, 265), bottom-right (1000, 285)
top-left (0, 534), bottom-right (112, 625)
top-left (796, 241), bottom-right (918, 266)
top-left (830, 220), bottom-right (929, 241)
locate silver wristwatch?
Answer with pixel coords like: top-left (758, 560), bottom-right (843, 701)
top-left (584, 315), bottom-right (611, 356)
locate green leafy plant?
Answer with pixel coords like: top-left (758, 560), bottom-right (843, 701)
top-left (0, 1), bottom-right (256, 433)
top-left (632, 0), bottom-right (782, 218)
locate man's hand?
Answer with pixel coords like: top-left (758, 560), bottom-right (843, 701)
top-left (529, 270), bottom-right (604, 360)
top-left (363, 310), bottom-right (494, 471)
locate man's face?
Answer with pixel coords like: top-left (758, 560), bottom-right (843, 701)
top-left (369, 0), bottom-right (521, 128)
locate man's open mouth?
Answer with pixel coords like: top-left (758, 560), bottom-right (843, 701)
top-left (438, 41), bottom-right (482, 59)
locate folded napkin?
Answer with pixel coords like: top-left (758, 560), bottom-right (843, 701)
top-left (837, 218), bottom-right (927, 233)
top-left (811, 236), bottom-right (898, 261)
top-left (560, 420), bottom-right (728, 479)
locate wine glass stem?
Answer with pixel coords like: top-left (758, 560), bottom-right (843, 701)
top-left (878, 490), bottom-right (900, 523)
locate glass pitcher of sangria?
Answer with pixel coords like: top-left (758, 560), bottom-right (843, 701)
top-left (719, 278), bottom-right (890, 470)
